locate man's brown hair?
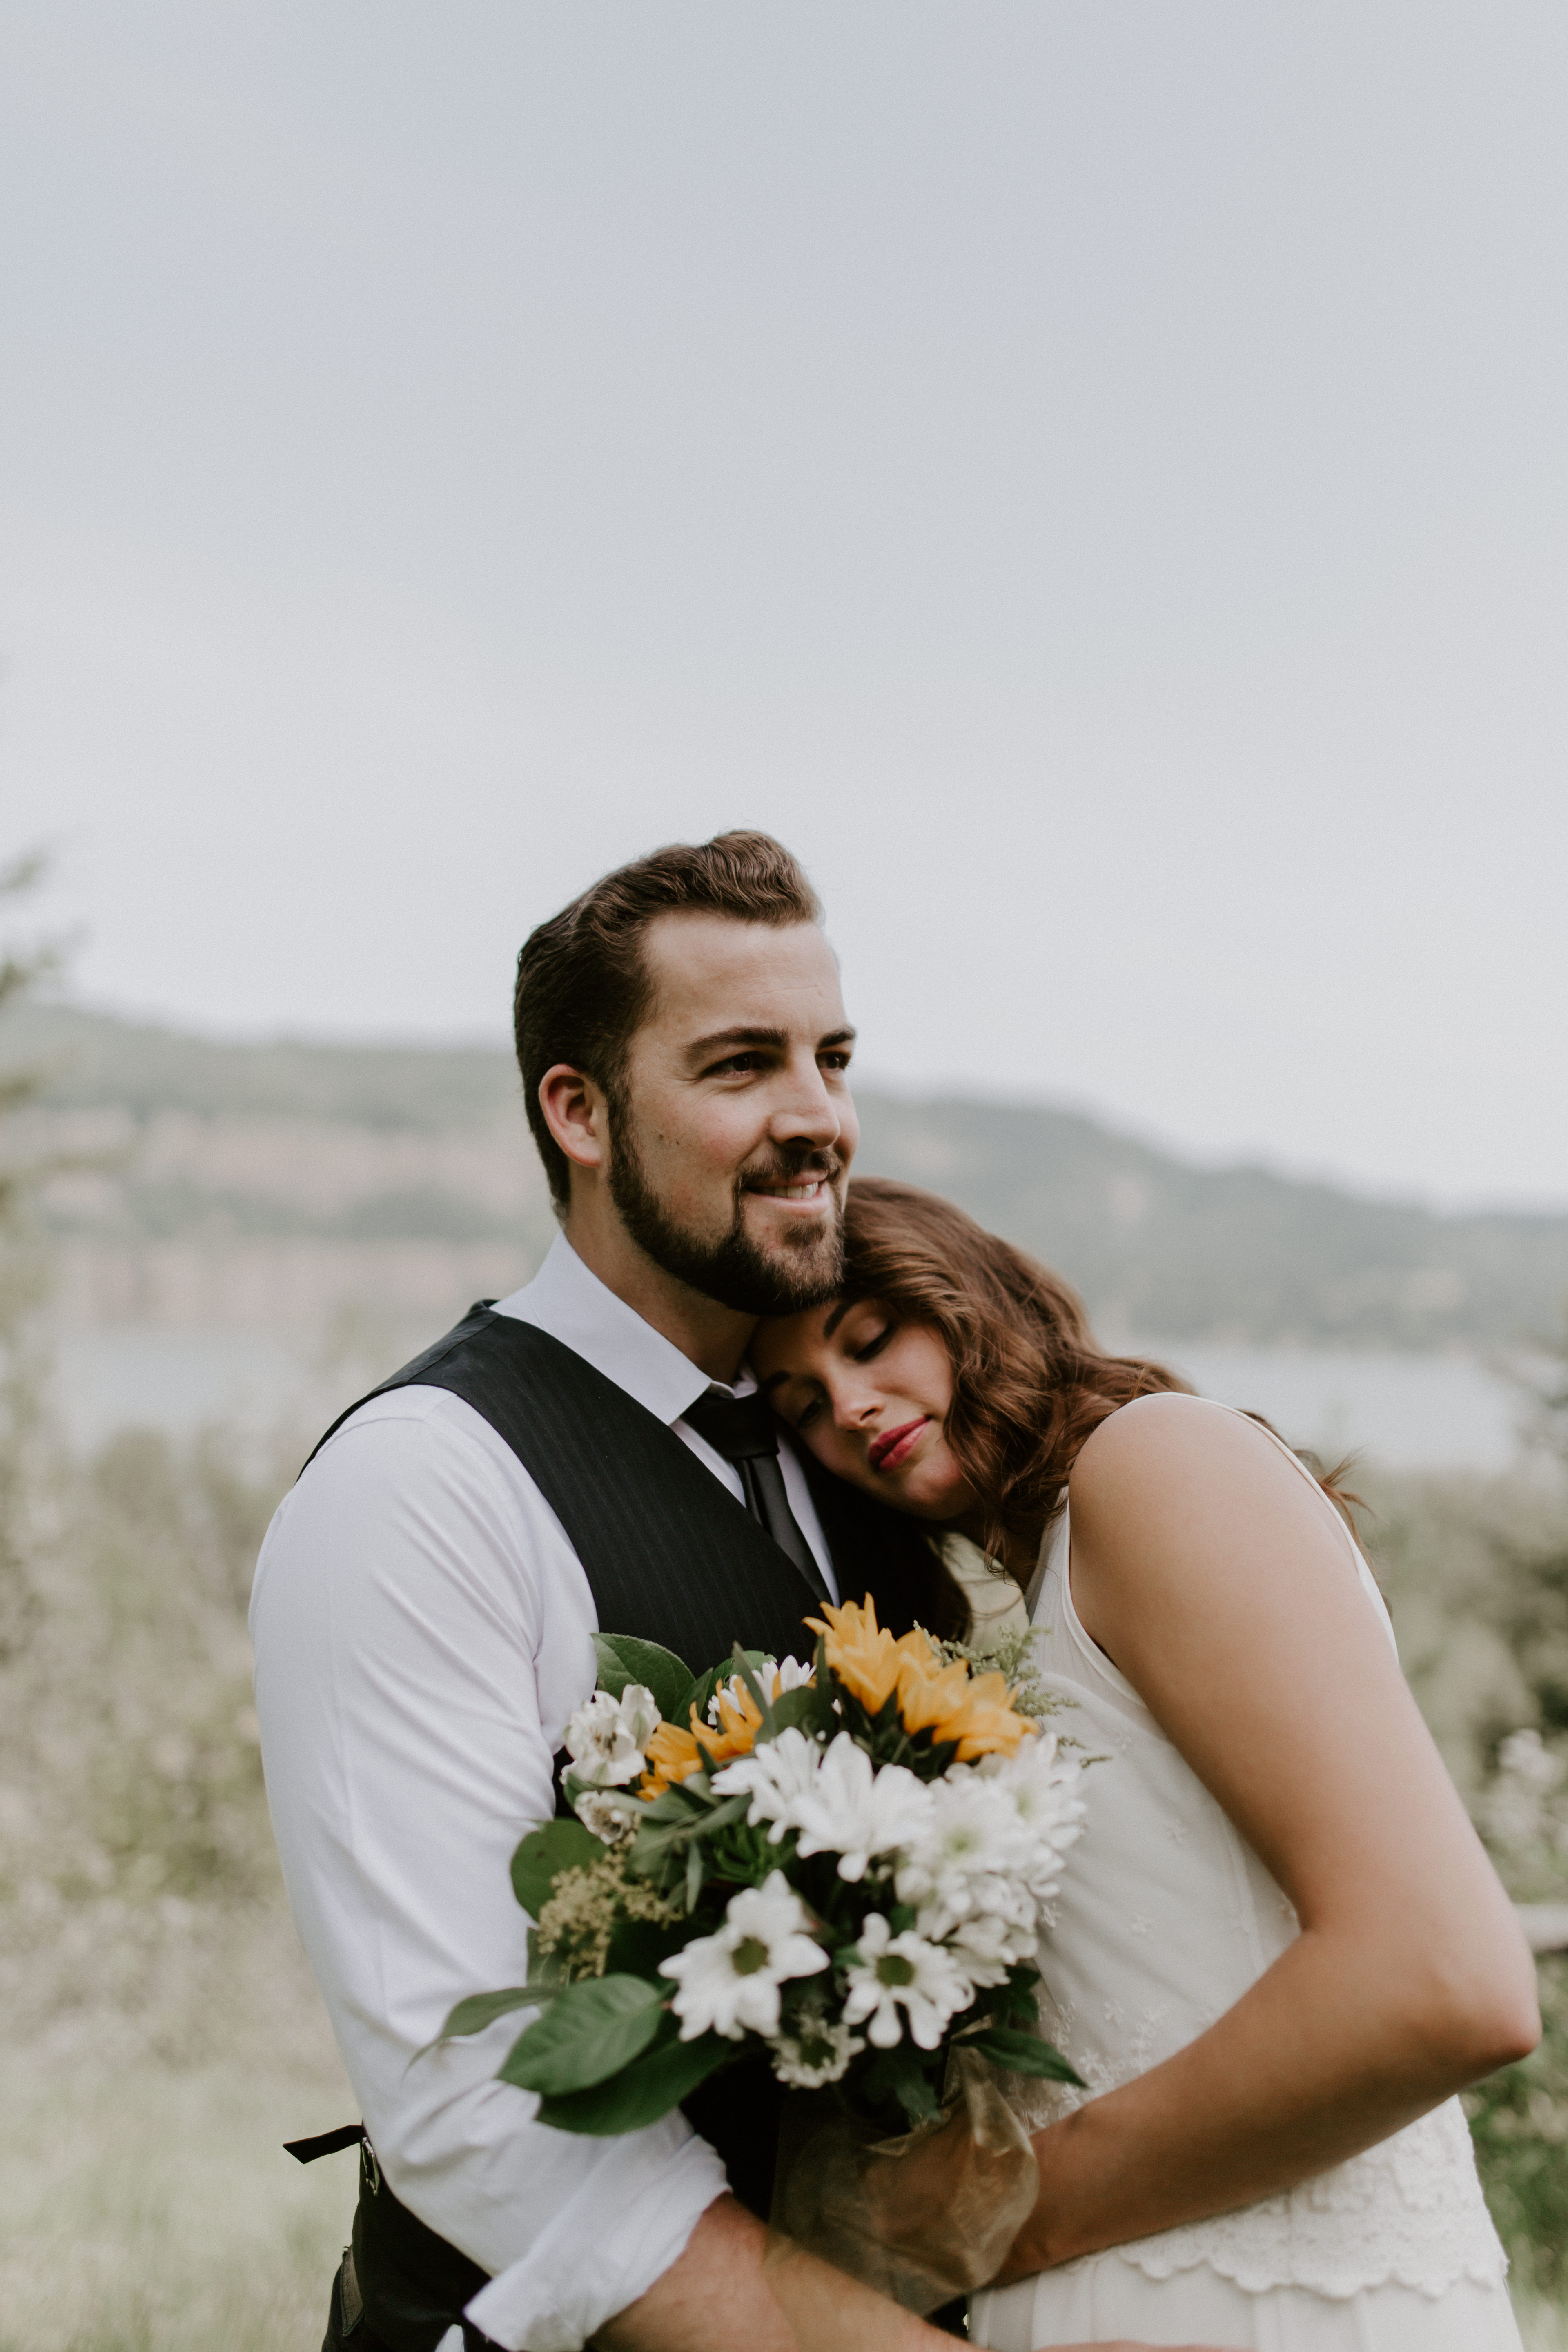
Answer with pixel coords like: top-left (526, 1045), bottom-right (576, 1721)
top-left (514, 829), bottom-right (824, 1210)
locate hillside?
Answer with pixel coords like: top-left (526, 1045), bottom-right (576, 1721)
top-left (10, 1000), bottom-right (1568, 1352)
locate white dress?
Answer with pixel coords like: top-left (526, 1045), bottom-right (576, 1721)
top-left (969, 1405), bottom-right (1523, 2352)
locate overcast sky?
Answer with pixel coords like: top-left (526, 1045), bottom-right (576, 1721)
top-left (3, 2), bottom-right (1564, 1206)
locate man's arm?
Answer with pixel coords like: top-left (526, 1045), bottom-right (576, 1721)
top-left (251, 1391), bottom-right (728, 2352)
top-left (600, 2196), bottom-right (1217, 2352)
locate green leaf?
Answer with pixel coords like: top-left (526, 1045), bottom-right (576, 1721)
top-left (439, 1987), bottom-right (548, 2040)
top-left (593, 1633), bottom-right (693, 1721)
top-left (604, 1915), bottom-right (694, 1980)
top-left (500, 1976), bottom-right (667, 2096)
top-left (510, 1819), bottom-right (605, 1920)
top-left (762, 1685), bottom-right (821, 1742)
top-left (969, 2028), bottom-right (1085, 2087)
top-left (535, 2027), bottom-right (732, 2135)
top-left (861, 2042), bottom-right (942, 2127)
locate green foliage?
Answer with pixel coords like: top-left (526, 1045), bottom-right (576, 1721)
top-left (966, 2025), bottom-right (1084, 2084)
top-left (1466, 1956), bottom-right (1568, 2301)
top-left (509, 1819), bottom-right (605, 1920)
top-left (533, 2021), bottom-right (731, 2135)
top-left (437, 1986), bottom-right (549, 2042)
top-left (592, 1630), bottom-right (692, 1721)
top-left (1361, 1332), bottom-right (1568, 2298)
top-left (501, 1974), bottom-right (666, 2095)
top-left (859, 2042), bottom-right (943, 2129)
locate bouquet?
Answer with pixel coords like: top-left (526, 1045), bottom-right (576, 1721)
top-left (441, 1598), bottom-right (1086, 2309)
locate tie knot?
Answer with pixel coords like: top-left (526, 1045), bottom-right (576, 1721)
top-left (682, 1389), bottom-right (782, 1465)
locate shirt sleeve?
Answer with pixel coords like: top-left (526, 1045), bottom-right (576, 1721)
top-left (249, 1393), bottom-right (728, 2352)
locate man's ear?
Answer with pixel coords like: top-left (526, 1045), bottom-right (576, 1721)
top-left (538, 1064), bottom-right (609, 1175)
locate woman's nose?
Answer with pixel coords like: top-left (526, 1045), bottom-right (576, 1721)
top-left (833, 1387), bottom-right (880, 1432)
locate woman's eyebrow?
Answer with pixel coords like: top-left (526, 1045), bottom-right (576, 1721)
top-left (823, 1299), bottom-right (853, 1338)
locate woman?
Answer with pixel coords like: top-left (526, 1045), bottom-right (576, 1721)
top-left (751, 1178), bottom-right (1539, 2351)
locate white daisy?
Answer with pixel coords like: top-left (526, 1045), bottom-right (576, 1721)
top-left (712, 1726), bottom-right (823, 1839)
top-left (788, 1733), bottom-right (932, 1882)
top-left (983, 1734), bottom-right (1086, 1898)
top-left (893, 1773), bottom-right (1020, 1919)
top-left (659, 1872), bottom-right (829, 2041)
top-left (841, 1913), bottom-right (974, 2050)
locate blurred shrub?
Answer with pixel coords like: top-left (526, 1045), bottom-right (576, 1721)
top-left (0, 1422), bottom-right (295, 1927)
top-left (1361, 1328), bottom-right (1568, 2298)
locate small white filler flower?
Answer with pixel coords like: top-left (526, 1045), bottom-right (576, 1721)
top-left (771, 2010), bottom-right (865, 2089)
top-left (659, 1871), bottom-right (829, 2041)
top-left (842, 1913), bottom-right (973, 2049)
top-left (563, 1685), bottom-right (660, 1788)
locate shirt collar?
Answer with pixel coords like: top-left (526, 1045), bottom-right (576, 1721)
top-left (494, 1231), bottom-right (748, 1424)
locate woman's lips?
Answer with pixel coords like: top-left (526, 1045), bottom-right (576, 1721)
top-left (869, 1418), bottom-right (930, 1474)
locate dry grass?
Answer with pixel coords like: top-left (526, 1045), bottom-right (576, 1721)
top-left (0, 1904), bottom-right (356, 2352)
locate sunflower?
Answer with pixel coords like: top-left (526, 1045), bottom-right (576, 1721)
top-left (922, 1668), bottom-right (1037, 1762)
top-left (639, 1675), bottom-right (780, 1795)
top-left (805, 1595), bottom-right (920, 1714)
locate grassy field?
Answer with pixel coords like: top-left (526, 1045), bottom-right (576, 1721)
top-left (0, 1907), bottom-right (354, 2352)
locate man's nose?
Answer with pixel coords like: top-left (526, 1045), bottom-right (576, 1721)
top-left (771, 1054), bottom-right (842, 1149)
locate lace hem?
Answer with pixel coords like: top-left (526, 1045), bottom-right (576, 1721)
top-left (1005, 2087), bottom-right (1508, 2302)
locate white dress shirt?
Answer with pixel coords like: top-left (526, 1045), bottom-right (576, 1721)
top-left (250, 1234), bottom-right (837, 2352)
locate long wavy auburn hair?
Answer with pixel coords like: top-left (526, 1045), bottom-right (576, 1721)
top-left (841, 1176), bottom-right (1360, 1557)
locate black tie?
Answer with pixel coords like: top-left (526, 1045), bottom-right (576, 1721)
top-left (681, 1390), bottom-right (829, 1601)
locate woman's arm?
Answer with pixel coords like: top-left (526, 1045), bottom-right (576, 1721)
top-left (998, 1394), bottom-right (1539, 2281)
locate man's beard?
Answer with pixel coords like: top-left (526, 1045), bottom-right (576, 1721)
top-left (606, 1112), bottom-right (845, 1318)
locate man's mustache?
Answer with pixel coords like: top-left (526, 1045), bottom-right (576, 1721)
top-left (737, 1146), bottom-right (845, 1193)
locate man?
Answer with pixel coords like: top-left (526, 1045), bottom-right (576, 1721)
top-left (252, 831), bottom-right (1197, 2352)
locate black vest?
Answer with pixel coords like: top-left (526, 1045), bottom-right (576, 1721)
top-left (301, 1303), bottom-right (958, 2352)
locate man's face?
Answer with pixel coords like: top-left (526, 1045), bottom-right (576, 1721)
top-left (605, 913), bottom-right (859, 1316)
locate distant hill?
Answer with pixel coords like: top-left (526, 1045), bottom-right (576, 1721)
top-left (10, 1000), bottom-right (1568, 1351)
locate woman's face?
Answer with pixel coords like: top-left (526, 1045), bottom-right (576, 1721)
top-left (751, 1297), bottom-right (976, 1523)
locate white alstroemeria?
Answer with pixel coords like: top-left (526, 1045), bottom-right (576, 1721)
top-left (893, 1773), bottom-right (1022, 1920)
top-left (771, 2011), bottom-right (865, 2089)
top-left (712, 1727), bottom-right (823, 1839)
top-left (841, 1913), bottom-right (973, 2050)
top-left (659, 1872), bottom-right (829, 2041)
top-left (562, 1684), bottom-right (661, 1788)
top-left (705, 1654), bottom-right (815, 1725)
top-left (789, 1732), bottom-right (932, 1882)
top-left (571, 1787), bottom-right (639, 1847)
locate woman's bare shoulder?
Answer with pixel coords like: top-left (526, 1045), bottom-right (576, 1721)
top-left (1068, 1390), bottom-right (1304, 1529)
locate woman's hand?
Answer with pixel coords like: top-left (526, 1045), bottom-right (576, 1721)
top-left (998, 1394), bottom-right (1539, 2279)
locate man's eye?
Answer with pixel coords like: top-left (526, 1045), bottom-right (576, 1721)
top-left (820, 1052), bottom-right (852, 1072)
top-left (715, 1054), bottom-right (760, 1074)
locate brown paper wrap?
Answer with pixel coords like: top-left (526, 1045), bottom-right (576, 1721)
top-left (766, 2048), bottom-right (1039, 2319)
